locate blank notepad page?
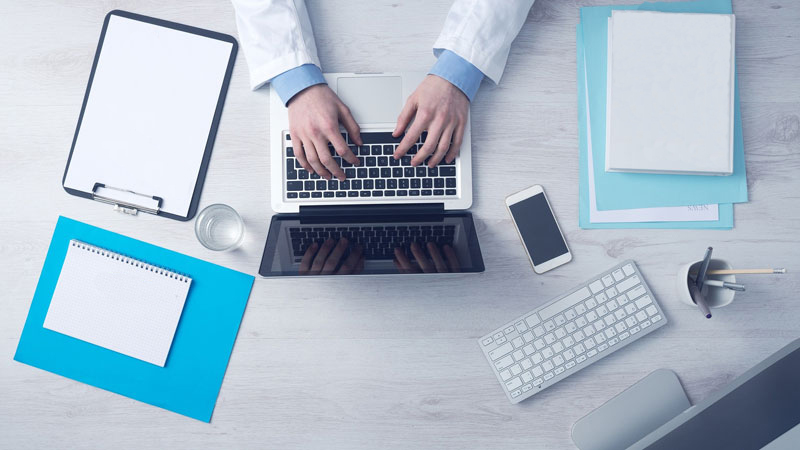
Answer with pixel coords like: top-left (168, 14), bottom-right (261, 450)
top-left (44, 240), bottom-right (191, 367)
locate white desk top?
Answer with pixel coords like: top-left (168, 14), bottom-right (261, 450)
top-left (1, 1), bottom-right (798, 448)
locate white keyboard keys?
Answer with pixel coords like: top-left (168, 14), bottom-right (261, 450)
top-left (495, 355), bottom-right (514, 370)
top-left (480, 261), bottom-right (667, 403)
top-left (636, 295), bottom-right (653, 309)
top-left (539, 287), bottom-right (591, 320)
top-left (627, 285), bottom-right (647, 301)
top-left (506, 377), bottom-right (523, 391)
top-left (489, 342), bottom-right (514, 360)
top-left (525, 314), bottom-right (541, 327)
top-left (616, 275), bottom-right (640, 294)
top-left (523, 344), bottom-right (535, 355)
top-left (522, 372), bottom-right (533, 383)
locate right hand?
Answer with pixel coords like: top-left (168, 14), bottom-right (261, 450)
top-left (299, 238), bottom-right (365, 276)
top-left (288, 84), bottom-right (362, 181)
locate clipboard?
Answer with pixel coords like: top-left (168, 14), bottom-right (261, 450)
top-left (62, 10), bottom-right (238, 221)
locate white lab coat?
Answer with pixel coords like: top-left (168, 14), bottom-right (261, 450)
top-left (231, 0), bottom-right (535, 91)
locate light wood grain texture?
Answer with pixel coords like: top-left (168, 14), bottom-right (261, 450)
top-left (1, 1), bottom-right (799, 449)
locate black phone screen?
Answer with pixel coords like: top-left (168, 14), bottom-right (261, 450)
top-left (509, 193), bottom-right (568, 266)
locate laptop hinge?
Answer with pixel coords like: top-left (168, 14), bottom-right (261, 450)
top-left (299, 203), bottom-right (444, 217)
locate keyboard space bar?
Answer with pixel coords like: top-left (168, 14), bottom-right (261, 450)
top-left (538, 287), bottom-right (592, 321)
top-left (360, 132), bottom-right (403, 144)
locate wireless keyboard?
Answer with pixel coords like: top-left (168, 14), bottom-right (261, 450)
top-left (479, 260), bottom-right (667, 403)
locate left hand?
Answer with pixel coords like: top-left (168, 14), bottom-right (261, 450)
top-left (392, 75), bottom-right (469, 168)
top-left (299, 238), bottom-right (364, 275)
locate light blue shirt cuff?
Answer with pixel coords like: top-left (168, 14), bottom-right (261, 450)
top-left (429, 50), bottom-right (485, 102)
top-left (270, 64), bottom-right (327, 106)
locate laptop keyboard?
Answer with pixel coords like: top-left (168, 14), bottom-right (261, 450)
top-left (289, 224), bottom-right (456, 260)
top-left (284, 131), bottom-right (458, 200)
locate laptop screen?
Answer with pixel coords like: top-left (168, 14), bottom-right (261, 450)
top-left (258, 212), bottom-right (484, 276)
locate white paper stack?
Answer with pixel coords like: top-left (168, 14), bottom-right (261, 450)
top-left (605, 11), bottom-right (735, 176)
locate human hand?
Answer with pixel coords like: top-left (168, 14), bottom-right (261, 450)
top-left (299, 238), bottom-right (365, 275)
top-left (393, 241), bottom-right (461, 273)
top-left (288, 84), bottom-right (362, 181)
top-left (392, 75), bottom-right (469, 168)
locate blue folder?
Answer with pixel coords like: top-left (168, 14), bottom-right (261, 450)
top-left (14, 216), bottom-right (254, 422)
top-left (578, 24), bottom-right (734, 229)
top-left (581, 0), bottom-right (748, 211)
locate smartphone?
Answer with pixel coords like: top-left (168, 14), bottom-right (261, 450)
top-left (505, 185), bottom-right (572, 274)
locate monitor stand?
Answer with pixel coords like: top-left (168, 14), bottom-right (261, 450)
top-left (571, 369), bottom-right (691, 450)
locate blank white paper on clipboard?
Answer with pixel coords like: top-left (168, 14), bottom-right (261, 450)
top-left (63, 13), bottom-right (234, 218)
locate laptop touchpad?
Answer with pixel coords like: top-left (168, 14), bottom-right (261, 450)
top-left (336, 76), bottom-right (402, 124)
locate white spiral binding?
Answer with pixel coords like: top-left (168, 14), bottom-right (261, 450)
top-left (70, 240), bottom-right (190, 283)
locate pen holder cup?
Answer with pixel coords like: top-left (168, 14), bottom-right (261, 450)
top-left (677, 259), bottom-right (736, 308)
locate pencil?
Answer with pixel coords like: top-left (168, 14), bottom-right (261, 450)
top-left (691, 268), bottom-right (786, 276)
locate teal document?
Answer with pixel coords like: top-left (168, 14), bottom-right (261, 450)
top-left (578, 25), bottom-right (733, 229)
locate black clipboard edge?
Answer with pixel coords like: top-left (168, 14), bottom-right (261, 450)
top-left (61, 9), bottom-right (239, 222)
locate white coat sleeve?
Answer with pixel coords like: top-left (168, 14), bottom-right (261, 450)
top-left (433, 0), bottom-right (536, 84)
top-left (231, 0), bottom-right (321, 90)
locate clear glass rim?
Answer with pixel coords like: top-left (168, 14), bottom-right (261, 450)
top-left (194, 203), bottom-right (244, 251)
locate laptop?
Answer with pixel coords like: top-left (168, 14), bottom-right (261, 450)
top-left (260, 72), bottom-right (484, 276)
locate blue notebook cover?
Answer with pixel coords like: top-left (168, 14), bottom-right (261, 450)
top-left (580, 0), bottom-right (748, 211)
top-left (14, 216), bottom-right (254, 422)
top-left (578, 24), bottom-right (734, 229)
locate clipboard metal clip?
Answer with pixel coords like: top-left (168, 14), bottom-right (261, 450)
top-left (92, 183), bottom-right (163, 216)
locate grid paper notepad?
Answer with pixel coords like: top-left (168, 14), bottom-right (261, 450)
top-left (43, 240), bottom-right (191, 367)
top-left (605, 10), bottom-right (735, 175)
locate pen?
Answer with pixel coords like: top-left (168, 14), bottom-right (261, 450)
top-left (703, 279), bottom-right (746, 292)
top-left (693, 247), bottom-right (714, 319)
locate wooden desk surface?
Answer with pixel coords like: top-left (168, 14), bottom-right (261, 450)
top-left (1, 1), bottom-right (798, 448)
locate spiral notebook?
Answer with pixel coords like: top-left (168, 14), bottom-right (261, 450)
top-left (43, 239), bottom-right (191, 367)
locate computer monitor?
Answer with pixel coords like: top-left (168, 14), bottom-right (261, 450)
top-left (630, 338), bottom-right (800, 449)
